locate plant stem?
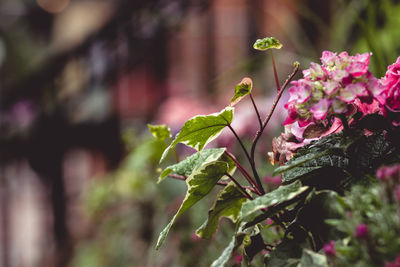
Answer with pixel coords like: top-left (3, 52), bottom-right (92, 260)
top-left (224, 172), bottom-right (253, 200)
top-left (250, 93), bottom-right (263, 129)
top-left (226, 124), bottom-right (252, 167)
top-left (174, 148), bottom-right (180, 163)
top-left (270, 50), bottom-right (280, 92)
top-left (339, 114), bottom-right (349, 130)
top-left (250, 64), bottom-right (299, 173)
top-left (226, 124), bottom-right (265, 194)
top-left (224, 151), bottom-right (262, 195)
top-left (272, 214), bottom-right (286, 230)
top-left (166, 174), bottom-right (259, 194)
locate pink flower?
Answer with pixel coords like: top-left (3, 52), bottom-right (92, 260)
top-left (308, 62), bottom-right (326, 80)
top-left (353, 98), bottom-right (380, 115)
top-left (310, 98), bottom-right (331, 120)
top-left (234, 254), bottom-right (243, 263)
top-left (385, 255), bottom-right (400, 267)
top-left (287, 80), bottom-right (312, 104)
top-left (282, 103), bottom-right (299, 126)
top-left (322, 241), bottom-right (336, 257)
top-left (355, 223), bottom-right (369, 239)
top-left (191, 231), bottom-right (201, 241)
top-left (321, 51), bottom-right (336, 66)
top-left (345, 53), bottom-right (371, 77)
top-left (283, 51), bottom-right (379, 129)
top-left (376, 165), bottom-right (400, 181)
top-left (378, 56), bottom-right (400, 125)
top-left (323, 81), bottom-right (339, 95)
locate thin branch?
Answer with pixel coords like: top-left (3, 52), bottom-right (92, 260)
top-left (250, 93), bottom-right (263, 129)
top-left (226, 124), bottom-right (265, 194)
top-left (224, 172), bottom-right (253, 200)
top-left (339, 114), bottom-right (349, 130)
top-left (226, 124), bottom-right (253, 168)
top-left (271, 214), bottom-right (287, 230)
top-left (224, 151), bottom-right (262, 195)
top-left (270, 50), bottom-right (281, 92)
top-left (250, 64), bottom-right (299, 165)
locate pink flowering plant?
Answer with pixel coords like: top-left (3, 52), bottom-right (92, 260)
top-left (149, 37), bottom-right (400, 266)
top-left (283, 51), bottom-right (380, 128)
top-left (376, 56), bottom-right (400, 126)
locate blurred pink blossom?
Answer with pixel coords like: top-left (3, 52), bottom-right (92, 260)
top-left (234, 254), bottom-right (242, 263)
top-left (322, 240), bottom-right (336, 257)
top-left (263, 175), bottom-right (282, 186)
top-left (355, 223), bottom-right (369, 239)
top-left (385, 255), bottom-right (400, 267)
top-left (376, 165), bottom-right (400, 181)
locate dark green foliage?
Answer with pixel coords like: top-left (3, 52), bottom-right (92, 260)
top-left (264, 240), bottom-right (303, 267)
top-left (196, 182), bottom-right (247, 239)
top-left (275, 123), bottom-right (400, 192)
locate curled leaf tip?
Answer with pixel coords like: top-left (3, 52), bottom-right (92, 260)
top-left (294, 61), bottom-right (300, 68)
top-left (148, 124), bottom-right (171, 141)
top-left (253, 37), bottom-right (282, 51)
top-left (230, 77), bottom-right (253, 106)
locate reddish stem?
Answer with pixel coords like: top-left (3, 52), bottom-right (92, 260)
top-left (270, 50), bottom-right (281, 92)
top-left (224, 151), bottom-right (262, 195)
top-left (250, 93), bottom-right (263, 129)
top-left (224, 172), bottom-right (253, 200)
top-left (250, 64), bottom-right (299, 167)
top-left (226, 124), bottom-right (264, 194)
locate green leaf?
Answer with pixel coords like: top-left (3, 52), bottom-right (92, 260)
top-left (147, 124), bottom-right (171, 141)
top-left (211, 224), bottom-right (246, 267)
top-left (282, 155), bottom-right (349, 185)
top-left (353, 131), bottom-right (396, 174)
top-left (240, 180), bottom-right (309, 220)
top-left (196, 182), bottom-right (247, 239)
top-left (156, 161), bottom-right (231, 249)
top-left (211, 236), bottom-right (236, 267)
top-left (274, 130), bottom-right (363, 184)
top-left (299, 249), bottom-right (328, 267)
top-left (158, 148), bottom-right (226, 183)
top-left (160, 107), bottom-right (234, 162)
top-left (253, 37), bottom-right (282, 51)
top-left (292, 190), bottom-right (341, 245)
top-left (264, 240), bottom-right (302, 267)
top-left (230, 77), bottom-right (253, 106)
top-left (273, 148), bottom-right (342, 176)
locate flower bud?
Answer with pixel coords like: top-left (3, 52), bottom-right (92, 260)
top-left (323, 241), bottom-right (336, 257)
top-left (355, 223), bottom-right (369, 239)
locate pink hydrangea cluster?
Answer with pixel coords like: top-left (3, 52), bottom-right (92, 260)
top-left (283, 51), bottom-right (381, 128)
top-left (376, 56), bottom-right (400, 126)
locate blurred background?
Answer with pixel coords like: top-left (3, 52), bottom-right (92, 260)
top-left (0, 0), bottom-right (399, 266)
